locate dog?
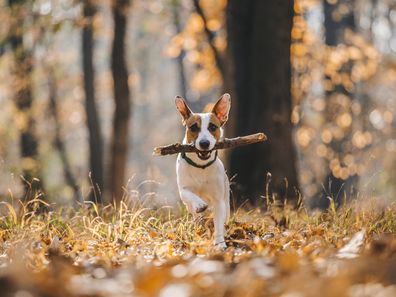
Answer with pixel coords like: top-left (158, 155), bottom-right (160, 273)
top-left (175, 93), bottom-right (231, 248)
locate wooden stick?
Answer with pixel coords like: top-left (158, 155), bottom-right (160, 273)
top-left (153, 133), bottom-right (267, 156)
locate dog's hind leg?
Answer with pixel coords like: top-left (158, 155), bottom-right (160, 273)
top-left (224, 177), bottom-right (230, 222)
top-left (213, 198), bottom-right (227, 248)
top-left (179, 188), bottom-right (208, 214)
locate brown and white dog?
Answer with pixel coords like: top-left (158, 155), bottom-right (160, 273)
top-left (175, 94), bottom-right (231, 248)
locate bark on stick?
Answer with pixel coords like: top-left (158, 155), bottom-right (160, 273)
top-left (153, 133), bottom-right (267, 156)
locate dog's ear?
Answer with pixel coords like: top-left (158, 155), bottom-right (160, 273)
top-left (175, 96), bottom-right (193, 125)
top-left (212, 93), bottom-right (231, 126)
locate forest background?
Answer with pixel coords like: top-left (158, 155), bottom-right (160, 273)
top-left (0, 0), bottom-right (395, 209)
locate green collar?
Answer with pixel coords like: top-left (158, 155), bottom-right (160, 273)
top-left (181, 150), bottom-right (218, 169)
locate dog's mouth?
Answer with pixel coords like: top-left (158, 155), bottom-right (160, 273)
top-left (196, 150), bottom-right (211, 160)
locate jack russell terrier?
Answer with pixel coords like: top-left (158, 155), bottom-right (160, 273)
top-left (175, 93), bottom-right (231, 248)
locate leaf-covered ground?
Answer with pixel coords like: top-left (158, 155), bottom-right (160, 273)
top-left (1, 198), bottom-right (396, 297)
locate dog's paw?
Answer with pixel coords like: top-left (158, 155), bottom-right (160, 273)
top-left (214, 241), bottom-right (227, 250)
top-left (195, 202), bottom-right (208, 213)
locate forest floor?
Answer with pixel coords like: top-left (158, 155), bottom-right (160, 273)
top-left (0, 197), bottom-right (396, 297)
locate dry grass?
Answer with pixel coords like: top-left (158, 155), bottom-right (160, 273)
top-left (0, 196), bottom-right (396, 297)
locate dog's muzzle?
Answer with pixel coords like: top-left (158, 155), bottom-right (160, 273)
top-left (196, 150), bottom-right (211, 160)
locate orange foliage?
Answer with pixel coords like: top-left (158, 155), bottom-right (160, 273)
top-left (165, 0), bottom-right (226, 94)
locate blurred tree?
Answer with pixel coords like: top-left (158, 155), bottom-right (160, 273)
top-left (324, 0), bottom-right (355, 46)
top-left (291, 1), bottom-right (379, 205)
top-left (314, 0), bottom-right (358, 208)
top-left (192, 0), bottom-right (225, 76)
top-left (191, 0), bottom-right (230, 110)
top-left (8, 0), bottom-right (43, 199)
top-left (171, 0), bottom-right (188, 100)
top-left (226, 0), bottom-right (299, 205)
top-left (48, 69), bottom-right (81, 203)
top-left (109, 0), bottom-right (131, 203)
top-left (82, 0), bottom-right (104, 203)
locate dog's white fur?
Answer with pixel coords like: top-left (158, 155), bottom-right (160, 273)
top-left (175, 95), bottom-right (231, 248)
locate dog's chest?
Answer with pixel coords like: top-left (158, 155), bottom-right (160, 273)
top-left (176, 156), bottom-right (225, 195)
top-left (184, 166), bottom-right (215, 185)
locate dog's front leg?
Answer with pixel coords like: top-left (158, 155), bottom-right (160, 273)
top-left (179, 188), bottom-right (208, 214)
top-left (213, 200), bottom-right (227, 248)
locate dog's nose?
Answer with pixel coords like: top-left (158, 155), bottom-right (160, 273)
top-left (199, 140), bottom-right (210, 150)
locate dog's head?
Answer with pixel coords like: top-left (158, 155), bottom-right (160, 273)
top-left (175, 94), bottom-right (231, 160)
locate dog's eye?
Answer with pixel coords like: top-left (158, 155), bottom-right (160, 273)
top-left (208, 123), bottom-right (217, 132)
top-left (189, 123), bottom-right (199, 132)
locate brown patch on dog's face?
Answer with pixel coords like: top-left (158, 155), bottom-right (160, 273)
top-left (185, 115), bottom-right (202, 143)
top-left (208, 114), bottom-right (221, 141)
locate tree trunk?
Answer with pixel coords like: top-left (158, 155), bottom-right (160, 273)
top-left (324, 0), bottom-right (355, 46)
top-left (193, 0), bottom-right (225, 76)
top-left (313, 0), bottom-right (358, 209)
top-left (48, 69), bottom-right (81, 203)
top-left (226, 0), bottom-right (299, 206)
top-left (171, 0), bottom-right (187, 100)
top-left (109, 0), bottom-right (131, 204)
top-left (8, 0), bottom-right (42, 199)
top-left (82, 0), bottom-right (104, 203)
